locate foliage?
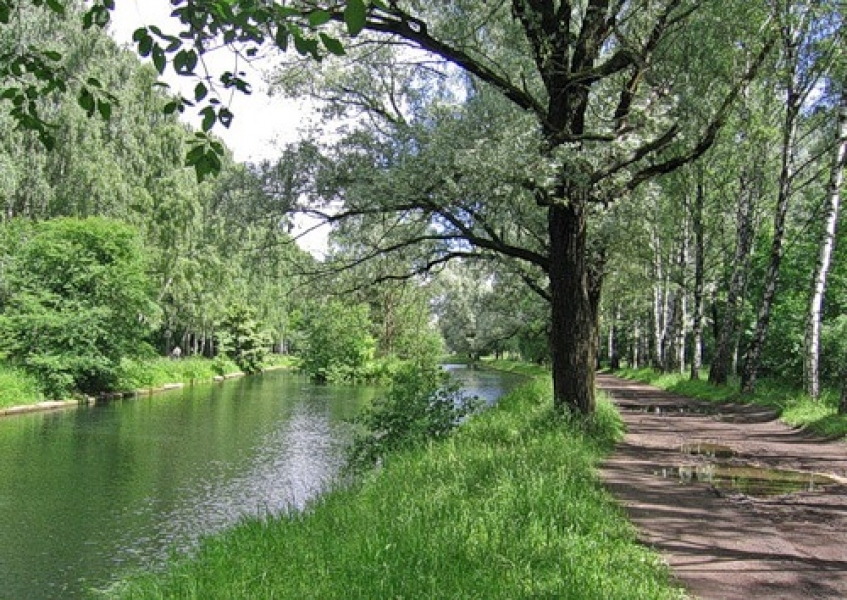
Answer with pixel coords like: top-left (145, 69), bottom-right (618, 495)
top-left (297, 300), bottom-right (376, 383)
top-left (216, 304), bottom-right (272, 374)
top-left (115, 380), bottom-right (682, 600)
top-left (0, 218), bottom-right (158, 397)
top-left (115, 356), bottom-right (237, 391)
top-left (348, 363), bottom-right (481, 470)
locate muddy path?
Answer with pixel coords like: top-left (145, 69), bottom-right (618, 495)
top-left (597, 374), bottom-right (847, 600)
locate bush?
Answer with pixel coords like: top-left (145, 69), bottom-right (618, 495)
top-left (0, 218), bottom-right (159, 398)
top-left (298, 300), bottom-right (376, 383)
top-left (349, 364), bottom-right (481, 470)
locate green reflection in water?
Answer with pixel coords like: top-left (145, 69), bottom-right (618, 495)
top-left (0, 371), bottom-right (373, 599)
top-left (0, 366), bottom-right (522, 599)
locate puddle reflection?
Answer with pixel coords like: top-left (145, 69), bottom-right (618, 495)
top-left (655, 464), bottom-right (838, 497)
top-left (680, 442), bottom-right (735, 458)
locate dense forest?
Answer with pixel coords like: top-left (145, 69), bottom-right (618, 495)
top-left (1, 0), bottom-right (846, 418)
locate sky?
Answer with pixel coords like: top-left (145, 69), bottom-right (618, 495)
top-left (109, 1), bottom-right (330, 254)
top-left (108, 0), bottom-right (312, 164)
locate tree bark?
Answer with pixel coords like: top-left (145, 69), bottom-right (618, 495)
top-left (651, 228), bottom-right (668, 370)
top-left (709, 170), bottom-right (757, 385)
top-left (690, 174), bottom-right (706, 380)
top-left (548, 199), bottom-right (595, 414)
top-left (804, 83), bottom-right (846, 400)
top-left (741, 90), bottom-right (800, 394)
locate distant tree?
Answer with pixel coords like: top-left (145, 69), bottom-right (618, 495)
top-left (216, 303), bottom-right (272, 374)
top-left (298, 300), bottom-right (376, 383)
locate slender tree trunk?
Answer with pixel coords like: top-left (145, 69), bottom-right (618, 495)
top-left (804, 84), bottom-right (847, 400)
top-left (651, 229), bottom-right (667, 369)
top-left (690, 175), bottom-right (706, 380)
top-left (609, 306), bottom-right (621, 370)
top-left (741, 93), bottom-right (800, 394)
top-left (709, 171), bottom-right (757, 385)
top-left (548, 200), bottom-right (595, 414)
top-left (631, 320), bottom-right (640, 369)
top-left (664, 290), bottom-right (681, 373)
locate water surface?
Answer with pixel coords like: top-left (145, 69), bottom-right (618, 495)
top-left (0, 366), bottom-right (522, 599)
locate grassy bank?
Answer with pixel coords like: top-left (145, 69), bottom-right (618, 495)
top-left (114, 378), bottom-right (683, 599)
top-left (0, 355), bottom-right (298, 411)
top-left (0, 363), bottom-right (43, 409)
top-left (616, 367), bottom-right (847, 438)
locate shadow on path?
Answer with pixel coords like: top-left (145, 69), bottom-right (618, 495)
top-left (598, 374), bottom-right (847, 600)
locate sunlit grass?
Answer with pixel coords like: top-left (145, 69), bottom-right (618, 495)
top-left (0, 362), bottom-right (42, 409)
top-left (616, 367), bottom-right (847, 438)
top-left (116, 357), bottom-right (239, 390)
top-left (113, 379), bottom-right (683, 599)
top-left (481, 357), bottom-right (550, 378)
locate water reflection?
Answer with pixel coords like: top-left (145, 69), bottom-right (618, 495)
top-left (655, 463), bottom-right (839, 497)
top-left (0, 367), bottom-right (520, 599)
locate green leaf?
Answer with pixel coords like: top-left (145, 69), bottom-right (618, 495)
top-left (132, 27), bottom-right (147, 43)
top-left (45, 0), bottom-right (65, 16)
top-left (78, 88), bottom-right (95, 117)
top-left (173, 49), bottom-right (198, 75)
top-left (138, 36), bottom-right (153, 58)
top-left (344, 0), bottom-right (366, 36)
top-left (200, 106), bottom-right (216, 132)
top-left (97, 100), bottom-right (112, 120)
top-left (43, 50), bottom-right (62, 62)
top-left (308, 10), bottom-right (332, 27)
top-left (320, 33), bottom-right (345, 56)
top-left (275, 26), bottom-right (289, 52)
top-left (218, 107), bottom-right (233, 128)
top-left (152, 46), bottom-right (166, 75)
top-left (194, 82), bottom-right (208, 102)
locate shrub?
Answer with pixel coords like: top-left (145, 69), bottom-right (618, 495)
top-left (0, 218), bottom-right (159, 398)
top-left (298, 300), bottom-right (376, 383)
top-left (349, 364), bottom-right (481, 470)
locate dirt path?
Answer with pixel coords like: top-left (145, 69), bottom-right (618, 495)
top-left (597, 374), bottom-right (847, 600)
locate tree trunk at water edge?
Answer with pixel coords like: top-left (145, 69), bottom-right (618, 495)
top-left (548, 201), bottom-right (595, 415)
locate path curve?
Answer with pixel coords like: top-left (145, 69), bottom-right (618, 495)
top-left (598, 374), bottom-right (847, 600)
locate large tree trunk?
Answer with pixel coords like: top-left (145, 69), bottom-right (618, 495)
top-left (548, 200), bottom-right (595, 414)
top-left (690, 175), bottom-right (706, 380)
top-left (804, 83), bottom-right (847, 400)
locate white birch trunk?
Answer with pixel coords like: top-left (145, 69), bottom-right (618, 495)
top-left (804, 84), bottom-right (847, 399)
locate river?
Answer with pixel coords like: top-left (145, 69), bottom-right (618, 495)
top-left (0, 365), bottom-right (523, 599)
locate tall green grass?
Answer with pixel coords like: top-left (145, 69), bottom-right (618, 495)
top-left (0, 363), bottom-right (42, 409)
top-left (617, 367), bottom-right (847, 438)
top-left (113, 379), bottom-right (684, 599)
top-left (115, 357), bottom-right (231, 390)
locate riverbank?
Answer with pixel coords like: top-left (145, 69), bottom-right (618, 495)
top-left (113, 376), bottom-right (684, 598)
top-left (0, 356), bottom-right (297, 419)
top-left (615, 367), bottom-right (847, 439)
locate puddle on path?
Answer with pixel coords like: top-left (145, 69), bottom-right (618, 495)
top-left (655, 464), bottom-right (839, 497)
top-left (618, 403), bottom-right (713, 415)
top-left (680, 442), bottom-right (735, 458)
